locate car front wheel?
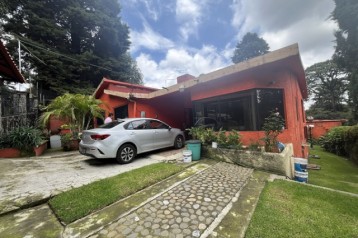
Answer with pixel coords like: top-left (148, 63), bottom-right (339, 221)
top-left (174, 135), bottom-right (184, 149)
top-left (116, 144), bottom-right (136, 164)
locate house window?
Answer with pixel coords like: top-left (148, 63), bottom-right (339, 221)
top-left (193, 89), bottom-right (285, 131)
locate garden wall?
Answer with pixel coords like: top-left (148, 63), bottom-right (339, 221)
top-left (205, 143), bottom-right (294, 178)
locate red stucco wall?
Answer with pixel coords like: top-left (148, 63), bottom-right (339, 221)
top-left (190, 69), bottom-right (308, 158)
top-left (309, 120), bottom-right (345, 139)
top-left (98, 90), bottom-right (192, 130)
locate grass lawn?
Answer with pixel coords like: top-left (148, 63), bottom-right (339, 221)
top-left (308, 146), bottom-right (358, 194)
top-left (245, 180), bottom-right (358, 238)
top-left (49, 162), bottom-right (184, 224)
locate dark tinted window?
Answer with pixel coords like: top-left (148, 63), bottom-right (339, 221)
top-left (193, 89), bottom-right (285, 131)
top-left (125, 119), bottom-right (148, 130)
top-left (149, 120), bottom-right (169, 129)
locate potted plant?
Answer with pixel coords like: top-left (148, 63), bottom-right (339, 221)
top-left (39, 93), bottom-right (104, 137)
top-left (0, 134), bottom-right (21, 158)
top-left (261, 111), bottom-right (285, 152)
top-left (187, 126), bottom-right (216, 145)
top-left (0, 126), bottom-right (46, 157)
top-left (60, 131), bottom-right (80, 151)
top-left (59, 124), bottom-right (71, 134)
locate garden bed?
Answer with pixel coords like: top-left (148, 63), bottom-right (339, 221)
top-left (204, 143), bottom-right (294, 178)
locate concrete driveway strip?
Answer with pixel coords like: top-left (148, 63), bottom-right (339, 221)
top-left (0, 150), bottom-right (183, 215)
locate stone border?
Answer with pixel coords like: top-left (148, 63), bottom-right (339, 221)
top-left (204, 143), bottom-right (294, 178)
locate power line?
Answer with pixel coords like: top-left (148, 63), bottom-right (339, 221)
top-left (16, 36), bottom-right (121, 74)
top-left (20, 41), bottom-right (46, 65)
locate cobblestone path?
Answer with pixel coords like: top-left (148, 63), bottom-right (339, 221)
top-left (90, 162), bottom-right (253, 238)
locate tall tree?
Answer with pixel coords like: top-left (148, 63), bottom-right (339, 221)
top-left (306, 60), bottom-right (348, 112)
top-left (1, 0), bottom-right (142, 99)
top-left (331, 0), bottom-right (358, 123)
top-left (232, 32), bottom-right (270, 64)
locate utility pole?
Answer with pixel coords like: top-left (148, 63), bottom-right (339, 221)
top-left (18, 39), bottom-right (21, 73)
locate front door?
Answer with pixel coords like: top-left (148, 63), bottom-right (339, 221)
top-left (115, 105), bottom-right (128, 119)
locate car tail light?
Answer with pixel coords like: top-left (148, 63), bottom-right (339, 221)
top-left (90, 134), bottom-right (110, 140)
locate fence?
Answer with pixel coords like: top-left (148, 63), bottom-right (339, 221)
top-left (0, 92), bottom-right (38, 134)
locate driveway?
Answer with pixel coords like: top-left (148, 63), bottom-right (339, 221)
top-left (0, 148), bottom-right (184, 215)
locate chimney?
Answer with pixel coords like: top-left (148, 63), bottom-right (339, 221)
top-left (177, 74), bottom-right (195, 84)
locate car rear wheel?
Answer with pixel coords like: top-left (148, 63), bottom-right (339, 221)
top-left (174, 135), bottom-right (184, 149)
top-left (116, 144), bottom-right (136, 164)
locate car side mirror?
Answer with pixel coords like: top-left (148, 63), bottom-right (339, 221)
top-left (168, 127), bottom-right (172, 131)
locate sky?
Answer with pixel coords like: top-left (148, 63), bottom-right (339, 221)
top-left (120, 0), bottom-right (337, 89)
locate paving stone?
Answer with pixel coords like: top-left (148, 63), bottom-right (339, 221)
top-left (88, 163), bottom-right (253, 237)
top-left (141, 229), bottom-right (149, 236)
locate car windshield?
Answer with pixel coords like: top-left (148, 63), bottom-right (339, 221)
top-left (98, 120), bottom-right (125, 129)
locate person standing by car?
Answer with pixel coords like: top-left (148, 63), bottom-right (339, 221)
top-left (104, 113), bottom-right (114, 124)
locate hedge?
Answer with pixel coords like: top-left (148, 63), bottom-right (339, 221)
top-left (319, 125), bottom-right (358, 164)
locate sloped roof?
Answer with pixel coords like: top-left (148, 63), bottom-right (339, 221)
top-left (101, 43), bottom-right (307, 100)
top-left (93, 77), bottom-right (157, 98)
top-left (0, 40), bottom-right (25, 83)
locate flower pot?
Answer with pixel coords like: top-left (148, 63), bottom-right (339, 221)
top-left (59, 128), bottom-right (71, 135)
top-left (63, 139), bottom-right (79, 151)
top-left (0, 148), bottom-right (21, 158)
top-left (33, 141), bottom-right (48, 156)
top-left (69, 139), bottom-right (79, 151)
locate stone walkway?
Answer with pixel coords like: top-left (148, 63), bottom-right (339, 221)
top-left (89, 162), bottom-right (253, 238)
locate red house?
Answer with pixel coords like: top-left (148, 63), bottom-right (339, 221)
top-left (94, 44), bottom-right (308, 158)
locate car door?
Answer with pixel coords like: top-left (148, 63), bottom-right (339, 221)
top-left (126, 119), bottom-right (154, 152)
top-left (149, 120), bottom-right (173, 149)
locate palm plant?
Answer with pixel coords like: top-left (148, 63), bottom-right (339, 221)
top-left (39, 93), bottom-right (104, 133)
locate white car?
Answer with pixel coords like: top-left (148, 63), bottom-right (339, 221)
top-left (79, 118), bottom-right (185, 164)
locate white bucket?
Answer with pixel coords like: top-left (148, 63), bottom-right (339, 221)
top-left (50, 135), bottom-right (61, 149)
top-left (294, 171), bottom-right (308, 183)
top-left (212, 142), bottom-right (218, 149)
top-left (294, 157), bottom-right (308, 172)
top-left (183, 150), bottom-right (192, 163)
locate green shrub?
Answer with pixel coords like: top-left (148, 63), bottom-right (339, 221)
top-left (187, 127), bottom-right (242, 148)
top-left (320, 125), bottom-right (358, 164)
top-left (211, 129), bottom-right (242, 149)
top-left (216, 130), bottom-right (228, 147)
top-left (1, 126), bottom-right (44, 152)
top-left (261, 111), bottom-right (285, 152)
top-left (248, 140), bottom-right (262, 151)
top-left (0, 134), bottom-right (11, 149)
top-left (320, 126), bottom-right (349, 155)
top-left (344, 125), bottom-right (358, 164)
top-left (187, 127), bottom-right (216, 145)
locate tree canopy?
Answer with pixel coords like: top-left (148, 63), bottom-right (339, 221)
top-left (331, 0), bottom-right (358, 123)
top-left (306, 60), bottom-right (348, 111)
top-left (1, 0), bottom-right (142, 99)
top-left (305, 60), bottom-right (350, 120)
top-left (231, 32), bottom-right (270, 64)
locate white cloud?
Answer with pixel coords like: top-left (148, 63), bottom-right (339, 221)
top-left (129, 23), bottom-right (175, 53)
top-left (175, 0), bottom-right (205, 41)
top-left (230, 0), bottom-right (338, 68)
top-left (136, 45), bottom-right (229, 88)
top-left (127, 0), bottom-right (339, 88)
top-left (121, 0), bottom-right (165, 21)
